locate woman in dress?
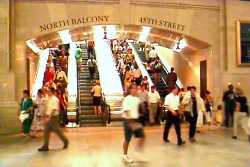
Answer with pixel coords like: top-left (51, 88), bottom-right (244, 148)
top-left (30, 89), bottom-right (46, 137)
top-left (19, 90), bottom-right (33, 136)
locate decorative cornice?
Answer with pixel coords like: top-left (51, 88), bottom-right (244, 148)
top-left (14, 0), bottom-right (120, 4)
top-left (129, 0), bottom-right (220, 11)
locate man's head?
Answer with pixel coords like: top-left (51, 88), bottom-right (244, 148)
top-left (190, 86), bottom-right (197, 96)
top-left (151, 86), bottom-right (156, 92)
top-left (129, 84), bottom-right (138, 96)
top-left (228, 84), bottom-right (234, 91)
top-left (171, 86), bottom-right (179, 95)
top-left (171, 67), bottom-right (175, 72)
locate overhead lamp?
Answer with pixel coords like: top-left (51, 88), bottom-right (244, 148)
top-left (173, 38), bottom-right (187, 53)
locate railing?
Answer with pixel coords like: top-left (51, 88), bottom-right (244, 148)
top-left (101, 93), bottom-right (111, 124)
top-left (76, 65), bottom-right (80, 125)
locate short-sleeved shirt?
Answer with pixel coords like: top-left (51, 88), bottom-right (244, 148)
top-left (148, 91), bottom-right (161, 104)
top-left (164, 93), bottom-right (180, 110)
top-left (122, 95), bottom-right (140, 119)
top-left (46, 95), bottom-right (59, 116)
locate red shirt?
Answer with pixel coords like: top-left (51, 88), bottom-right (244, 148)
top-left (43, 69), bottom-right (54, 84)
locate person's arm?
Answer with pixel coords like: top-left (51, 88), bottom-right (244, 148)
top-left (63, 71), bottom-right (68, 83)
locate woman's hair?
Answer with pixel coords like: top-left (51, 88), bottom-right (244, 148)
top-left (235, 87), bottom-right (244, 96)
top-left (23, 90), bottom-right (30, 97)
top-left (38, 89), bottom-right (43, 95)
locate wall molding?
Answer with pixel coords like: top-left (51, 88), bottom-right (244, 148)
top-left (130, 1), bottom-right (220, 11)
top-left (14, 0), bottom-right (120, 4)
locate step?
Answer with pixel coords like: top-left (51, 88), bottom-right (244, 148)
top-left (79, 110), bottom-right (94, 115)
top-left (79, 123), bottom-right (105, 127)
top-left (79, 119), bottom-right (105, 124)
top-left (79, 115), bottom-right (103, 120)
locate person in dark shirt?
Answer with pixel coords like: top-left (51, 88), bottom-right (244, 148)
top-left (166, 67), bottom-right (177, 91)
top-left (232, 88), bottom-right (250, 143)
top-left (222, 84), bottom-right (236, 127)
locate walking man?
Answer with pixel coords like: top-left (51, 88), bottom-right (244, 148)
top-left (163, 86), bottom-right (185, 146)
top-left (182, 86), bottom-right (200, 142)
top-left (122, 84), bottom-right (145, 163)
top-left (222, 84), bottom-right (236, 127)
top-left (38, 87), bottom-right (69, 151)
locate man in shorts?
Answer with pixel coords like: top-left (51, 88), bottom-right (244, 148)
top-left (122, 84), bottom-right (145, 163)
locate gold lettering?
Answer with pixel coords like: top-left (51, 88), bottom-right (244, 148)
top-left (40, 25), bottom-right (47, 32)
top-left (97, 16), bottom-right (104, 22)
top-left (103, 15), bottom-right (109, 22)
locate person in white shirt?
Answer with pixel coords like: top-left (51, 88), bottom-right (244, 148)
top-left (163, 86), bottom-right (185, 146)
top-left (148, 47), bottom-right (158, 62)
top-left (38, 87), bottom-right (69, 152)
top-left (87, 56), bottom-right (97, 81)
top-left (182, 86), bottom-right (205, 142)
top-left (148, 86), bottom-right (161, 125)
top-left (91, 80), bottom-right (102, 116)
top-left (122, 84), bottom-right (145, 163)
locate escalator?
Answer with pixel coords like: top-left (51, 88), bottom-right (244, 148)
top-left (132, 43), bottom-right (169, 98)
top-left (77, 45), bottom-right (106, 127)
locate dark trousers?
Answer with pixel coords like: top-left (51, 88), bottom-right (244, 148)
top-left (163, 112), bottom-right (182, 143)
top-left (224, 109), bottom-right (234, 127)
top-left (185, 112), bottom-right (198, 138)
top-left (42, 116), bottom-right (68, 148)
top-left (89, 67), bottom-right (95, 80)
top-left (87, 47), bottom-right (94, 58)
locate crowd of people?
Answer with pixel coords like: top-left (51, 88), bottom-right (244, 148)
top-left (111, 39), bottom-right (146, 93)
top-left (19, 45), bottom-right (70, 138)
top-left (121, 83), bottom-right (250, 163)
top-left (17, 38), bottom-right (250, 159)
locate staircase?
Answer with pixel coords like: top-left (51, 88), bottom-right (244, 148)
top-left (77, 46), bottom-right (105, 127)
top-left (133, 44), bottom-right (169, 98)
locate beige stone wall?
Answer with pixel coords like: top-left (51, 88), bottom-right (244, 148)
top-left (13, 0), bottom-right (222, 99)
top-left (223, 0), bottom-right (250, 99)
top-left (0, 0), bottom-right (19, 134)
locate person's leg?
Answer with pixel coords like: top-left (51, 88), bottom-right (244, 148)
top-left (51, 117), bottom-right (68, 147)
top-left (149, 104), bottom-right (153, 124)
top-left (134, 128), bottom-right (145, 151)
top-left (163, 113), bottom-right (173, 142)
top-left (173, 115), bottom-right (183, 145)
top-left (93, 106), bottom-right (97, 115)
top-left (39, 121), bottom-right (52, 150)
top-left (224, 104), bottom-right (230, 127)
top-left (190, 115), bottom-right (198, 140)
top-left (233, 112), bottom-right (239, 138)
top-left (98, 105), bottom-right (102, 115)
top-left (122, 121), bottom-right (133, 163)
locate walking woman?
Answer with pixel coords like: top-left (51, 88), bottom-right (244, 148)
top-left (19, 90), bottom-right (33, 136)
top-left (30, 89), bottom-right (47, 137)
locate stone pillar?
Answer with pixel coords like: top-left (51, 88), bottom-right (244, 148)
top-left (0, 0), bottom-right (19, 134)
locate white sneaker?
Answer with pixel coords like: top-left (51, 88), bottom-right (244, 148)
top-left (122, 155), bottom-right (134, 163)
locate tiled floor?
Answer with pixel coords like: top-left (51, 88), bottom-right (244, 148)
top-left (0, 126), bottom-right (249, 167)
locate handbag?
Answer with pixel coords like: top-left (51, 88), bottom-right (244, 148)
top-left (19, 110), bottom-right (29, 122)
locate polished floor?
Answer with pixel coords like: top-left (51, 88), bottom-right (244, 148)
top-left (0, 126), bottom-right (249, 167)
